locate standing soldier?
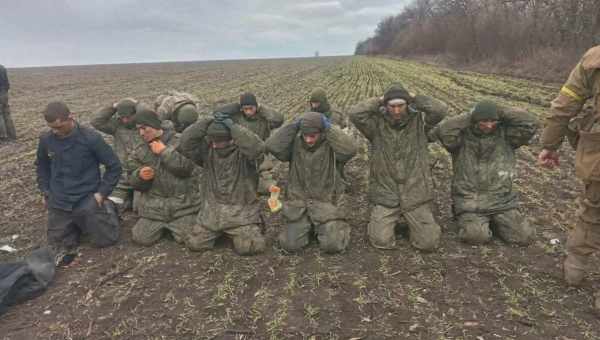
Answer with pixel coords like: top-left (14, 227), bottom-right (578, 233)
top-left (179, 111), bottom-right (267, 255)
top-left (349, 83), bottom-right (447, 251)
top-left (154, 90), bottom-right (205, 133)
top-left (431, 101), bottom-right (538, 245)
top-left (36, 101), bottom-right (121, 265)
top-left (0, 64), bottom-right (16, 141)
top-left (127, 109), bottom-right (202, 247)
top-left (217, 92), bottom-right (284, 194)
top-left (308, 88), bottom-right (347, 129)
top-left (91, 98), bottom-right (143, 213)
top-left (266, 111), bottom-right (358, 253)
top-left (538, 45), bottom-right (600, 310)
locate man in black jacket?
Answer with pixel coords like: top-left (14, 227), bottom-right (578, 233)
top-left (35, 101), bottom-right (122, 265)
top-left (0, 64), bottom-right (16, 141)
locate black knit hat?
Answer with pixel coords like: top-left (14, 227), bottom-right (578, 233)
top-left (133, 109), bottom-right (162, 129)
top-left (471, 100), bottom-right (499, 122)
top-left (383, 83), bottom-right (412, 104)
top-left (240, 92), bottom-right (258, 107)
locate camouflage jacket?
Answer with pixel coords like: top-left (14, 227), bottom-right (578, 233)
top-left (349, 95), bottom-right (447, 210)
top-left (267, 123), bottom-right (357, 204)
top-left (91, 105), bottom-right (143, 172)
top-left (179, 118), bottom-right (265, 231)
top-left (0, 65), bottom-right (8, 93)
top-left (128, 129), bottom-right (201, 222)
top-left (431, 108), bottom-right (538, 215)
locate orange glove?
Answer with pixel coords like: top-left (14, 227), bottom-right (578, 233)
top-left (149, 140), bottom-right (167, 155)
top-left (139, 166), bottom-right (155, 180)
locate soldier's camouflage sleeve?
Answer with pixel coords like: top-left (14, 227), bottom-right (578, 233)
top-left (349, 97), bottom-right (381, 141)
top-left (260, 105), bottom-right (285, 129)
top-left (326, 125), bottom-right (358, 163)
top-left (330, 110), bottom-right (348, 129)
top-left (500, 107), bottom-right (539, 148)
top-left (90, 105), bottom-right (119, 135)
top-left (160, 142), bottom-right (196, 178)
top-left (265, 122), bottom-right (297, 162)
top-left (178, 117), bottom-right (212, 166)
top-left (230, 123), bottom-right (265, 160)
top-left (430, 113), bottom-right (470, 152)
top-left (413, 94), bottom-right (448, 133)
top-left (541, 60), bottom-right (593, 150)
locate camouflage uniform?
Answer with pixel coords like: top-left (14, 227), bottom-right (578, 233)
top-left (218, 102), bottom-right (284, 194)
top-left (154, 91), bottom-right (207, 132)
top-left (349, 84), bottom-right (447, 251)
top-left (541, 46), bottom-right (600, 287)
top-left (179, 117), bottom-right (267, 255)
top-left (308, 88), bottom-right (348, 129)
top-left (431, 104), bottom-right (538, 245)
top-left (128, 128), bottom-right (201, 246)
top-left (0, 64), bottom-right (16, 141)
top-left (91, 101), bottom-right (143, 211)
top-left (266, 112), bottom-right (358, 253)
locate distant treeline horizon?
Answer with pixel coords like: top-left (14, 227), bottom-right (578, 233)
top-left (355, 0), bottom-right (600, 81)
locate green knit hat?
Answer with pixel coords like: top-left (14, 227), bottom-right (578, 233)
top-left (300, 111), bottom-right (323, 134)
top-left (133, 109), bottom-right (162, 129)
top-left (309, 88), bottom-right (330, 113)
top-left (116, 98), bottom-right (137, 117)
top-left (471, 100), bottom-right (499, 122)
top-left (207, 121), bottom-right (231, 142)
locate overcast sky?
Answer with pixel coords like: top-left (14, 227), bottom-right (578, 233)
top-left (1, 0), bottom-right (408, 67)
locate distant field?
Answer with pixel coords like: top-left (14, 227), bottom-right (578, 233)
top-left (1, 56), bottom-right (598, 340)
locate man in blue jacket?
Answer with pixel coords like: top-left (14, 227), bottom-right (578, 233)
top-left (35, 101), bottom-right (122, 265)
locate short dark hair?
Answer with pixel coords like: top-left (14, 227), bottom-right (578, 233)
top-left (43, 101), bottom-right (71, 122)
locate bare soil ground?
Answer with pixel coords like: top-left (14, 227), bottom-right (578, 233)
top-left (1, 56), bottom-right (599, 339)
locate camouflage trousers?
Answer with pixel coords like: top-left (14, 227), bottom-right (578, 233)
top-left (47, 195), bottom-right (120, 252)
top-left (0, 92), bottom-right (16, 140)
top-left (187, 224), bottom-right (266, 255)
top-left (279, 202), bottom-right (350, 254)
top-left (368, 203), bottom-right (440, 251)
top-left (564, 181), bottom-right (600, 286)
top-left (457, 209), bottom-right (533, 245)
top-left (132, 214), bottom-right (194, 246)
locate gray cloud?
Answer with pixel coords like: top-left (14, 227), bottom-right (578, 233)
top-left (0, 0), bottom-right (408, 67)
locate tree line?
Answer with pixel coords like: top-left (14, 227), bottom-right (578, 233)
top-left (355, 0), bottom-right (600, 79)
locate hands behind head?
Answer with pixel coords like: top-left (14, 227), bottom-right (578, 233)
top-left (214, 112), bottom-right (234, 128)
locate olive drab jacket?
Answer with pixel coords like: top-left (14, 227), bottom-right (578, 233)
top-left (91, 105), bottom-right (143, 173)
top-left (431, 108), bottom-right (538, 215)
top-left (127, 128), bottom-right (201, 221)
top-left (266, 123), bottom-right (357, 209)
top-left (178, 117), bottom-right (266, 231)
top-left (308, 89), bottom-right (347, 128)
top-left (217, 103), bottom-right (284, 141)
top-left (349, 94), bottom-right (447, 211)
top-left (541, 45), bottom-right (600, 182)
